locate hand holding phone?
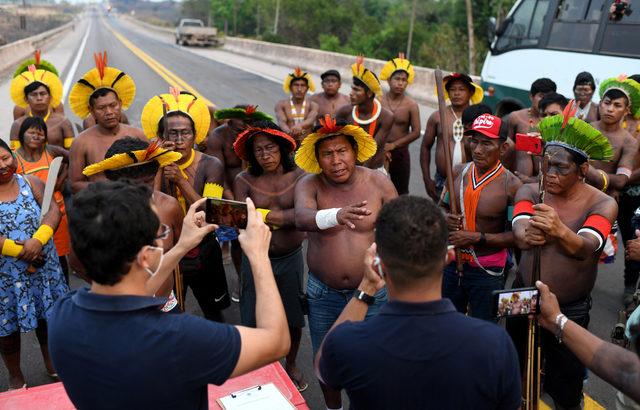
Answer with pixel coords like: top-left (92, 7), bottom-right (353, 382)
top-left (493, 287), bottom-right (540, 318)
top-left (515, 133), bottom-right (543, 156)
top-left (205, 198), bottom-right (248, 229)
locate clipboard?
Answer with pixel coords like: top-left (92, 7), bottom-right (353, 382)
top-left (216, 383), bottom-right (295, 409)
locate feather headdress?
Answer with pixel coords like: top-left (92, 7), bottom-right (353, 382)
top-left (294, 114), bottom-right (377, 173)
top-left (69, 51), bottom-right (137, 119)
top-left (540, 99), bottom-right (613, 161)
top-left (10, 63), bottom-right (63, 109)
top-left (351, 56), bottom-right (382, 97)
top-left (282, 67), bottom-right (315, 94)
top-left (379, 53), bottom-right (414, 84)
top-left (13, 50), bottom-right (59, 78)
top-left (599, 74), bottom-right (640, 119)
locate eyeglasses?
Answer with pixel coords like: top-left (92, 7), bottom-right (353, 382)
top-left (164, 129), bottom-right (194, 142)
top-left (155, 224), bottom-right (171, 241)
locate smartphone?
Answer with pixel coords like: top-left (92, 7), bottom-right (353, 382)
top-left (515, 133), bottom-right (543, 156)
top-left (205, 198), bottom-right (248, 230)
top-left (493, 287), bottom-right (540, 318)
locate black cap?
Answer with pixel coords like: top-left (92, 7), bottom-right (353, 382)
top-left (321, 69), bottom-right (341, 81)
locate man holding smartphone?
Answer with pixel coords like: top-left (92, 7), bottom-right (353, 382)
top-left (511, 113), bottom-right (617, 409)
top-left (294, 116), bottom-right (397, 410)
top-left (232, 121), bottom-right (308, 391)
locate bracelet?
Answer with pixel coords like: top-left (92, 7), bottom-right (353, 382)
top-left (63, 137), bottom-right (74, 149)
top-left (1, 239), bottom-right (23, 258)
top-left (315, 208), bottom-right (340, 230)
top-left (32, 225), bottom-right (54, 246)
top-left (257, 208), bottom-right (270, 223)
top-left (598, 170), bottom-right (609, 192)
top-left (555, 313), bottom-right (568, 343)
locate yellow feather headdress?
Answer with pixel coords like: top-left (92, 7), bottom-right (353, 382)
top-left (10, 64), bottom-right (63, 109)
top-left (82, 139), bottom-right (182, 177)
top-left (351, 55), bottom-right (382, 97)
top-left (140, 87), bottom-right (211, 145)
top-left (69, 51), bottom-right (137, 119)
top-left (379, 53), bottom-right (414, 84)
top-left (295, 115), bottom-right (377, 174)
top-left (283, 67), bottom-right (315, 94)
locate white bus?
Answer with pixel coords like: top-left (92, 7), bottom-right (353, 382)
top-left (481, 0), bottom-right (640, 116)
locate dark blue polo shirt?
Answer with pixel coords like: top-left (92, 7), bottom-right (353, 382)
top-left (48, 288), bottom-right (241, 410)
top-left (318, 298), bottom-right (521, 410)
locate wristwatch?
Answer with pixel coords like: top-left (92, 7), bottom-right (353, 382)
top-left (353, 289), bottom-right (375, 305)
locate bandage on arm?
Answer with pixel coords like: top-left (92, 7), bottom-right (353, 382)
top-left (577, 214), bottom-right (612, 253)
top-left (617, 167), bottom-right (632, 178)
top-left (315, 208), bottom-right (341, 230)
top-left (511, 200), bottom-right (535, 226)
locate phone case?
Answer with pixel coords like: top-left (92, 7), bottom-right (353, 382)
top-left (515, 133), bottom-right (543, 155)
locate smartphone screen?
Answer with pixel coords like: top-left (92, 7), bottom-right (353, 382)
top-left (493, 287), bottom-right (539, 318)
top-left (515, 133), bottom-right (543, 156)
top-left (205, 198), bottom-right (248, 230)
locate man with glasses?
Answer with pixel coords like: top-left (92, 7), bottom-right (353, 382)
top-left (141, 90), bottom-right (229, 321)
top-left (310, 69), bottom-right (350, 120)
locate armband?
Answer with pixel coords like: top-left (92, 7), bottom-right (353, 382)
top-left (32, 224), bottom-right (54, 246)
top-left (257, 208), bottom-right (270, 222)
top-left (315, 208), bottom-right (340, 230)
top-left (10, 140), bottom-right (20, 150)
top-left (617, 167), bottom-right (632, 178)
top-left (577, 214), bottom-right (612, 253)
top-left (511, 200), bottom-right (534, 226)
top-left (202, 183), bottom-right (224, 199)
top-left (63, 137), bottom-right (74, 149)
top-left (1, 239), bottom-right (23, 258)
top-left (598, 170), bottom-right (609, 192)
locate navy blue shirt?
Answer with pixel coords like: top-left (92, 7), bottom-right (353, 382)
top-left (48, 288), bottom-right (241, 410)
top-left (318, 299), bottom-right (521, 410)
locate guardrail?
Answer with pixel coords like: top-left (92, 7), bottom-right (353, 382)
top-left (0, 19), bottom-right (75, 74)
top-left (123, 15), bottom-right (481, 107)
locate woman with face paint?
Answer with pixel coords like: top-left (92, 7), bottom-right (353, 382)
top-left (0, 137), bottom-right (68, 390)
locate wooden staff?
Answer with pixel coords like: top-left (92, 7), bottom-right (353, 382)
top-left (434, 69), bottom-right (463, 274)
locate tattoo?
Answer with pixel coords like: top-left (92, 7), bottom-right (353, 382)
top-left (591, 343), bottom-right (640, 402)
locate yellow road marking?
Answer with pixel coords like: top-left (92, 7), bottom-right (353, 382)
top-left (104, 21), bottom-right (216, 108)
top-left (539, 393), bottom-right (605, 409)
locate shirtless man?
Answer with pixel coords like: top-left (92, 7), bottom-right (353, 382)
top-left (275, 68), bottom-right (319, 144)
top-left (379, 55), bottom-right (421, 194)
top-left (514, 92), bottom-right (568, 184)
top-left (511, 123), bottom-right (617, 409)
top-left (420, 73), bottom-right (483, 201)
top-left (10, 83), bottom-right (74, 150)
top-left (13, 103), bottom-right (64, 121)
top-left (69, 89), bottom-right (146, 192)
top-left (573, 72), bottom-right (599, 123)
top-left (145, 91), bottom-right (229, 322)
top-left (310, 70), bottom-right (350, 119)
top-left (232, 122), bottom-right (307, 391)
top-left (335, 58), bottom-right (392, 171)
top-left (101, 137), bottom-right (183, 312)
top-left (442, 114), bottom-right (521, 321)
top-left (294, 117), bottom-right (397, 409)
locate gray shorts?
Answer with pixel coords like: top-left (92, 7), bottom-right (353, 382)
top-left (239, 247), bottom-right (306, 329)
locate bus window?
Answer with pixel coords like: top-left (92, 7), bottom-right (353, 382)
top-left (494, 0), bottom-right (547, 52)
top-left (556, 0), bottom-right (588, 21)
top-left (586, 0), bottom-right (605, 22)
top-left (600, 24), bottom-right (640, 57)
top-left (547, 0), bottom-right (600, 52)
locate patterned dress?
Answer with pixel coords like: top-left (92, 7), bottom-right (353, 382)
top-left (0, 175), bottom-right (68, 336)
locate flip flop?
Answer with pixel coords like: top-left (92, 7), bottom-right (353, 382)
top-left (287, 370), bottom-right (308, 392)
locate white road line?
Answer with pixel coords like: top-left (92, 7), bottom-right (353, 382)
top-left (62, 20), bottom-right (92, 99)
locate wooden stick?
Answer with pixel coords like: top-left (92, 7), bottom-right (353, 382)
top-left (174, 265), bottom-right (185, 312)
top-left (434, 69), bottom-right (463, 273)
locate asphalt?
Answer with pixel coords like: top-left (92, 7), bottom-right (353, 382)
top-left (0, 9), bottom-right (627, 410)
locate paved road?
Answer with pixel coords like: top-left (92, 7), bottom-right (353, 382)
top-left (0, 10), bottom-right (627, 409)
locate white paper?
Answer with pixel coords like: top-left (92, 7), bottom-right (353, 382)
top-left (217, 383), bottom-right (295, 409)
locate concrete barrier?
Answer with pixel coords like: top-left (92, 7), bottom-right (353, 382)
top-left (122, 14), bottom-right (174, 38)
top-left (0, 19), bottom-right (75, 75)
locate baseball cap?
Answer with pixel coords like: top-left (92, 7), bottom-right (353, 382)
top-left (464, 113), bottom-right (502, 139)
top-left (321, 69), bottom-right (341, 81)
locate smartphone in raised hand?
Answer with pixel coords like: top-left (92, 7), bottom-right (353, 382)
top-left (515, 133), bottom-right (543, 156)
top-left (493, 287), bottom-right (540, 318)
top-left (205, 198), bottom-right (248, 229)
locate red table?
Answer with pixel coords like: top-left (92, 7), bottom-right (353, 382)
top-left (0, 362), bottom-right (309, 409)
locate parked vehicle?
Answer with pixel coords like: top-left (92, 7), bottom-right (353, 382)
top-left (175, 19), bottom-right (221, 47)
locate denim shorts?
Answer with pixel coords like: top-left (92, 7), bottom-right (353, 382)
top-left (307, 272), bottom-right (387, 356)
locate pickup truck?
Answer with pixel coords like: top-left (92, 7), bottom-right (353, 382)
top-left (175, 19), bottom-right (221, 47)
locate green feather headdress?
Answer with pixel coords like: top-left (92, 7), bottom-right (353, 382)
top-left (539, 101), bottom-right (613, 161)
top-left (214, 105), bottom-right (273, 122)
top-left (13, 50), bottom-right (58, 78)
top-left (599, 74), bottom-right (640, 119)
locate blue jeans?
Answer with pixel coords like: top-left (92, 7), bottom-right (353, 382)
top-left (442, 262), bottom-right (505, 322)
top-left (307, 272), bottom-right (387, 356)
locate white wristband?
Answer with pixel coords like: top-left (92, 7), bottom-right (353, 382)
top-left (316, 208), bottom-right (340, 230)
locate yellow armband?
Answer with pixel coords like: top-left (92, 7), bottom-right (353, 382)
top-left (257, 208), bottom-right (270, 222)
top-left (202, 183), bottom-right (224, 199)
top-left (598, 170), bottom-right (609, 192)
top-left (32, 225), bottom-right (54, 246)
top-left (2, 239), bottom-right (23, 258)
top-left (63, 137), bottom-right (74, 149)
top-left (10, 140), bottom-right (20, 150)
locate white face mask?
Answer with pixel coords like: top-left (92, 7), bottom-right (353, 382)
top-left (143, 246), bottom-right (164, 277)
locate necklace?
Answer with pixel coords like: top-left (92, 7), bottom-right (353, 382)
top-left (352, 99), bottom-right (381, 125)
top-left (575, 101), bottom-right (591, 120)
top-left (384, 94), bottom-right (404, 114)
top-left (29, 110), bottom-right (51, 122)
top-left (450, 107), bottom-right (464, 166)
top-left (290, 99), bottom-right (306, 124)
top-left (178, 149), bottom-right (195, 179)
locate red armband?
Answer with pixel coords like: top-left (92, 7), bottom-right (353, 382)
top-left (512, 200), bottom-right (535, 225)
top-left (577, 214), bottom-right (612, 252)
